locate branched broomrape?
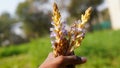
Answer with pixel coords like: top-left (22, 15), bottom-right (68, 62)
top-left (50, 2), bottom-right (92, 57)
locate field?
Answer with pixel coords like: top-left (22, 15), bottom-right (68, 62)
top-left (0, 30), bottom-right (120, 68)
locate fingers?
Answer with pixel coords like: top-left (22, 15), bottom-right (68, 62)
top-left (48, 52), bottom-right (87, 65)
top-left (58, 55), bottom-right (87, 65)
top-left (67, 51), bottom-right (74, 55)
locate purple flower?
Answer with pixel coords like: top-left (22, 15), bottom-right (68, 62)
top-left (81, 29), bottom-right (86, 33)
top-left (71, 34), bottom-right (76, 41)
top-left (77, 28), bottom-right (83, 32)
top-left (50, 28), bottom-right (54, 31)
top-left (62, 29), bottom-right (68, 36)
top-left (77, 20), bottom-right (81, 24)
top-left (71, 26), bottom-right (77, 32)
top-left (51, 22), bottom-right (55, 26)
top-left (62, 21), bottom-right (67, 24)
top-left (50, 32), bottom-right (56, 38)
top-left (80, 32), bottom-right (85, 38)
top-left (51, 40), bottom-right (55, 48)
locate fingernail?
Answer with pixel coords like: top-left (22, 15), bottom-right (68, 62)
top-left (81, 57), bottom-right (87, 63)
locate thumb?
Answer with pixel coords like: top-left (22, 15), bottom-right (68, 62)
top-left (62, 56), bottom-right (87, 65)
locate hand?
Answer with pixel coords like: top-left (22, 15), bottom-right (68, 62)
top-left (39, 52), bottom-right (87, 68)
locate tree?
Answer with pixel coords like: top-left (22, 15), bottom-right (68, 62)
top-left (0, 12), bottom-right (17, 45)
top-left (68, 0), bottom-right (103, 32)
top-left (16, 1), bottom-right (51, 38)
top-left (69, 0), bottom-right (102, 18)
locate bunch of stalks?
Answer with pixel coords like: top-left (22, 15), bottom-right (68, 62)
top-left (50, 2), bottom-right (92, 57)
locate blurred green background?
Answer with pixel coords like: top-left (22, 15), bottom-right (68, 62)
top-left (0, 0), bottom-right (120, 68)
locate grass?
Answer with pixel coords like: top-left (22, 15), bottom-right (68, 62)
top-left (0, 30), bottom-right (120, 68)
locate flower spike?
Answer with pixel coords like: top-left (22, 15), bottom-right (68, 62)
top-left (50, 2), bottom-right (92, 57)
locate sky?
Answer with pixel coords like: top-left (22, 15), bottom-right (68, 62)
top-left (0, 0), bottom-right (107, 16)
top-left (0, 0), bottom-right (25, 15)
top-left (97, 0), bottom-right (108, 12)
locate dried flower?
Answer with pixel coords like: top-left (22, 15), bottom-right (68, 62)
top-left (50, 2), bottom-right (92, 57)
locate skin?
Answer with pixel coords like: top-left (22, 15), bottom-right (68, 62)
top-left (39, 52), bottom-right (87, 68)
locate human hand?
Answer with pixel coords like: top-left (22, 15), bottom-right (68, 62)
top-left (39, 52), bottom-right (87, 68)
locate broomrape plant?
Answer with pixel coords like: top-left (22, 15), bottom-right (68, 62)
top-left (50, 2), bottom-right (92, 57)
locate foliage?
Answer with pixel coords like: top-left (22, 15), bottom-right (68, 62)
top-left (16, 1), bottom-right (51, 37)
top-left (0, 12), bottom-right (17, 45)
top-left (68, 0), bottom-right (103, 18)
top-left (0, 30), bottom-right (120, 68)
top-left (0, 44), bottom-right (28, 58)
top-left (68, 0), bottom-right (104, 32)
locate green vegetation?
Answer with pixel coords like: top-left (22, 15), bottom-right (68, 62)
top-left (0, 30), bottom-right (120, 68)
top-left (16, 1), bottom-right (51, 37)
